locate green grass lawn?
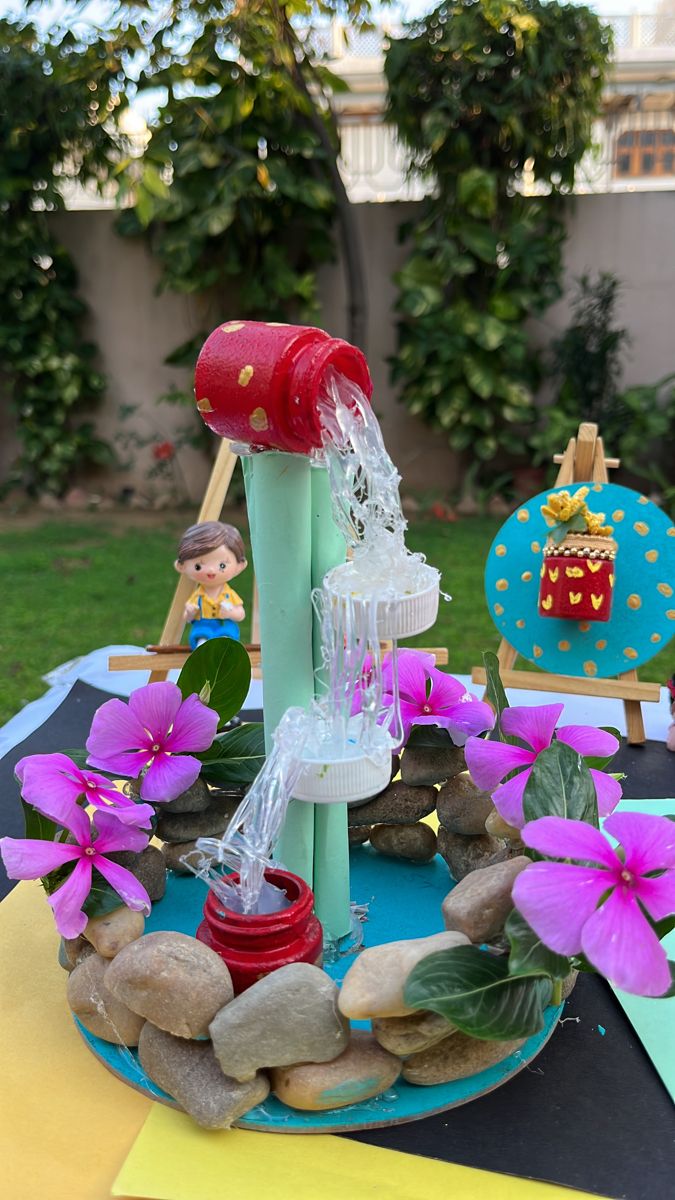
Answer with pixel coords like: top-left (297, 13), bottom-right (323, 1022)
top-left (0, 512), bottom-right (670, 727)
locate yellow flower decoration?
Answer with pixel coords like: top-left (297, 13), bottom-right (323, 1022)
top-left (541, 487), bottom-right (613, 538)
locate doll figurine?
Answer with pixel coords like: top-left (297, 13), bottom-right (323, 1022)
top-left (176, 521), bottom-right (247, 651)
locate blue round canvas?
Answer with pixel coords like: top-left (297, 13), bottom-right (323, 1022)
top-left (485, 482), bottom-right (675, 678)
top-left (76, 849), bottom-right (562, 1132)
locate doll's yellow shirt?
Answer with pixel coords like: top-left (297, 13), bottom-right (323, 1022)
top-left (188, 584), bottom-right (243, 619)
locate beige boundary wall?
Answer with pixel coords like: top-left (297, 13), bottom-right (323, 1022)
top-left (1, 193), bottom-right (673, 499)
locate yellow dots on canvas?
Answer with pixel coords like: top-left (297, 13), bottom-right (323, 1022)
top-left (645, 550), bottom-right (659, 563)
top-left (578, 622), bottom-right (591, 633)
top-left (196, 396), bottom-right (214, 413)
top-left (533, 645), bottom-right (543, 659)
top-left (517, 508), bottom-right (529, 523)
top-left (220, 322), bottom-right (245, 333)
top-left (583, 661), bottom-right (598, 677)
top-left (638, 495), bottom-right (649, 505)
top-left (558, 640), bottom-right (570, 652)
top-left (530, 541), bottom-right (541, 553)
top-left (633, 521), bottom-right (649, 536)
top-left (651, 633), bottom-right (662, 643)
top-left (627, 594), bottom-right (642, 610)
top-left (496, 579), bottom-right (509, 592)
top-left (521, 571), bottom-right (533, 582)
top-left (668, 527), bottom-right (675, 538)
top-left (238, 365), bottom-right (255, 387)
top-left (667, 610), bottom-right (675, 621)
top-left (592, 483), bottom-right (603, 493)
top-left (494, 603), bottom-right (505, 616)
top-left (612, 510), bottom-right (624, 522)
top-left (657, 583), bottom-right (673, 597)
top-left (595, 639), bottom-right (607, 651)
top-left (516, 619), bottom-right (526, 629)
top-left (624, 647), bottom-right (638, 660)
top-left (495, 544), bottom-right (507, 557)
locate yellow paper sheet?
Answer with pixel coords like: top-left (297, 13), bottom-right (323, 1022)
top-left (0, 881), bottom-right (151, 1200)
top-left (113, 1104), bottom-right (587, 1200)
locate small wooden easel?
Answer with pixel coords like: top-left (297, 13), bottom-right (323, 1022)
top-left (108, 440), bottom-right (263, 682)
top-left (471, 422), bottom-right (661, 744)
top-left (109, 439), bottom-right (450, 683)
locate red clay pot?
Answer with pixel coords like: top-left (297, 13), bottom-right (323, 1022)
top-left (194, 320), bottom-right (372, 454)
top-left (195, 868), bottom-right (323, 994)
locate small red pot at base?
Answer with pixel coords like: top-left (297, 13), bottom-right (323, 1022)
top-left (196, 868), bottom-right (323, 994)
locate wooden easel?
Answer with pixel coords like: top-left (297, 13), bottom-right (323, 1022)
top-left (471, 423), bottom-right (661, 744)
top-left (109, 439), bottom-right (449, 682)
top-left (108, 440), bottom-right (264, 681)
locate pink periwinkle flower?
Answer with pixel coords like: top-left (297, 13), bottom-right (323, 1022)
top-left (383, 651), bottom-right (495, 745)
top-left (0, 802), bottom-right (151, 939)
top-left (464, 703), bottom-right (622, 829)
top-left (513, 812), bottom-right (675, 997)
top-left (86, 682), bottom-right (219, 802)
top-left (16, 753), bottom-right (155, 828)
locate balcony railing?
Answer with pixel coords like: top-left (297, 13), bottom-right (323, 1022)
top-left (310, 14), bottom-right (675, 61)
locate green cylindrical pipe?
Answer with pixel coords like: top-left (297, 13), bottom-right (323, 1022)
top-left (310, 467), bottom-right (352, 941)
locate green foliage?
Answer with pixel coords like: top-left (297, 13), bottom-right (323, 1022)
top-left (531, 273), bottom-right (675, 505)
top-left (404, 945), bottom-right (553, 1040)
top-left (505, 909), bottom-right (569, 981)
top-left (522, 740), bottom-right (598, 826)
top-left (200, 724), bottom-right (267, 787)
top-left (385, 0), bottom-right (611, 478)
top-left (112, 0), bottom-right (383, 405)
top-left (482, 649), bottom-right (512, 741)
top-left (177, 638), bottom-right (252, 730)
top-left (0, 19), bottom-right (117, 495)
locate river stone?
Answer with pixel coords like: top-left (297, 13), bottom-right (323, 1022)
top-left (338, 930), bottom-right (470, 1020)
top-left (347, 781), bottom-right (436, 827)
top-left (158, 777), bottom-right (212, 814)
top-left (400, 741), bottom-right (465, 787)
top-left (83, 906), bottom-right (145, 958)
top-left (62, 934), bottom-right (97, 970)
top-left (370, 822), bottom-right (437, 863)
top-left (485, 808), bottom-right (524, 843)
top-left (390, 753), bottom-right (401, 781)
top-left (403, 1030), bottom-right (526, 1085)
top-left (348, 826), bottom-right (373, 847)
top-left (437, 827), bottom-right (509, 882)
top-left (562, 969), bottom-right (579, 1000)
top-left (105, 931), bottom-right (234, 1038)
top-left (372, 1009), bottom-right (455, 1056)
top-left (209, 963), bottom-right (349, 1082)
top-left (156, 804), bottom-right (238, 843)
top-left (161, 839), bottom-right (199, 873)
top-left (436, 772), bottom-right (495, 836)
top-left (138, 1022), bottom-right (269, 1129)
top-left (67, 954), bottom-right (145, 1045)
top-left (441, 856), bottom-right (531, 943)
top-left (270, 1031), bottom-right (401, 1111)
top-left (106, 845), bottom-right (167, 902)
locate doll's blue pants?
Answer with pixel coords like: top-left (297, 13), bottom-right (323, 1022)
top-left (189, 618), bottom-right (240, 651)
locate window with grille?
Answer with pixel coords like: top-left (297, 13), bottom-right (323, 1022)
top-left (614, 129), bottom-right (675, 177)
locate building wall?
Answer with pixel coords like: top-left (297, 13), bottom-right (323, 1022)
top-left (2, 193), bottom-right (674, 498)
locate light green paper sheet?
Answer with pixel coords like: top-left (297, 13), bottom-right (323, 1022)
top-left (610, 797), bottom-right (675, 1105)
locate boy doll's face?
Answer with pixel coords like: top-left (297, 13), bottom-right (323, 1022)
top-left (176, 543), bottom-right (246, 587)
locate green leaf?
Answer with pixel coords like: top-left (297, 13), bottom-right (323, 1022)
top-left (583, 726), bottom-right (621, 771)
top-left (177, 638), bottom-right (251, 730)
top-left (506, 909), bottom-right (569, 981)
top-left (404, 945), bottom-right (553, 1041)
top-left (199, 723), bottom-right (266, 786)
top-left (482, 650), bottom-right (512, 743)
top-left (522, 741), bottom-right (598, 826)
top-left (21, 797), bottom-right (58, 843)
top-left (81, 868), bottom-right (128, 920)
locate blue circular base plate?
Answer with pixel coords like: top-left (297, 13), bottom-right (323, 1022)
top-left (76, 848), bottom-right (562, 1132)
